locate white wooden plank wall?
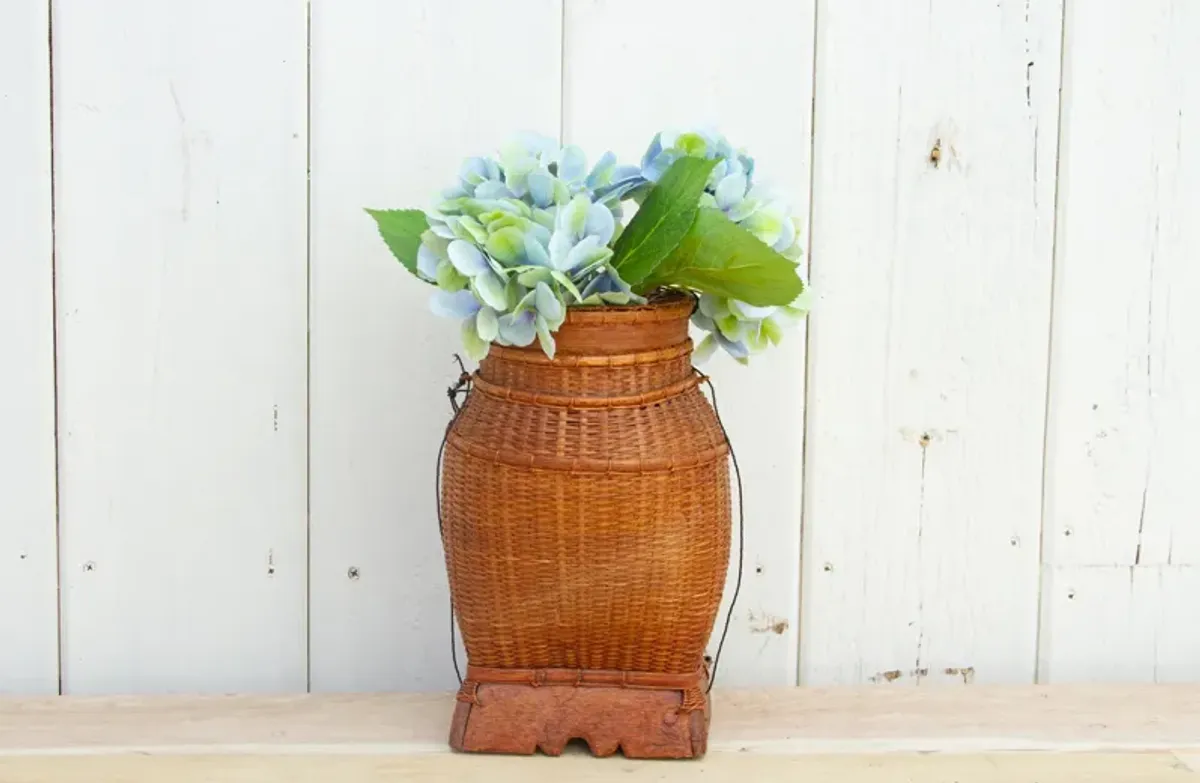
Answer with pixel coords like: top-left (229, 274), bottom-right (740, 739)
top-left (563, 0), bottom-right (816, 688)
top-left (0, 0), bottom-right (59, 695)
top-left (1039, 0), bottom-right (1200, 683)
top-left (307, 0), bottom-right (562, 693)
top-left (0, 0), bottom-right (1198, 695)
top-left (51, 0), bottom-right (309, 693)
top-left (801, 0), bottom-right (1063, 686)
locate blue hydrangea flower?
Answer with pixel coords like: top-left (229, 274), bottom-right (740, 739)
top-left (401, 128), bottom-right (809, 364)
top-left (691, 291), bottom-right (812, 365)
top-left (415, 133), bottom-right (640, 360)
top-left (625, 127), bottom-right (804, 261)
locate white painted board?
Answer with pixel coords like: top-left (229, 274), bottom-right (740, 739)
top-left (801, 0), bottom-right (1063, 686)
top-left (0, 0), bottom-right (59, 695)
top-left (1038, 0), bottom-right (1200, 682)
top-left (307, 0), bottom-right (562, 692)
top-left (52, 0), bottom-right (309, 694)
top-left (563, 0), bottom-right (816, 688)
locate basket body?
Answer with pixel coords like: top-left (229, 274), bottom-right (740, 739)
top-left (440, 292), bottom-right (731, 757)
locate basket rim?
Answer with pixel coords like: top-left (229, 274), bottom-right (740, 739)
top-left (560, 287), bottom-right (697, 325)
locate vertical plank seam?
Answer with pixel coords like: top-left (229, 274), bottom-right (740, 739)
top-left (1034, 0), bottom-right (1073, 686)
top-left (47, 0), bottom-right (65, 697)
top-left (557, 0), bottom-right (566, 142)
top-left (304, 0), bottom-right (314, 694)
top-left (796, 0), bottom-right (822, 688)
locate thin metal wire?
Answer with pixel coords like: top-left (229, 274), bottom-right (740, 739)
top-left (438, 356), bottom-right (473, 686)
top-left (695, 369), bottom-right (744, 694)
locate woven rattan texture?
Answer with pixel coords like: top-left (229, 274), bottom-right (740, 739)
top-left (440, 293), bottom-right (732, 675)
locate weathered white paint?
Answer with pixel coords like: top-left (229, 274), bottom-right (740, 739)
top-left (1038, 0), bottom-right (1200, 682)
top-left (52, 0), bottom-right (309, 693)
top-left (1, 0), bottom-right (1199, 695)
top-left (0, 0), bottom-right (59, 695)
top-left (307, 0), bottom-right (562, 693)
top-left (801, 0), bottom-right (1063, 686)
top-left (563, 0), bottom-right (816, 687)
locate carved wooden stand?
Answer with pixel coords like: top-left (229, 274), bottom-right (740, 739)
top-left (448, 665), bottom-right (710, 759)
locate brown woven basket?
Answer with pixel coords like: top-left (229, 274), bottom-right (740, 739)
top-left (440, 290), bottom-right (732, 757)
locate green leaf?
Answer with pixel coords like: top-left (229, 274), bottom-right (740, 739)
top-left (640, 208), bottom-right (804, 307)
top-left (610, 156), bottom-right (718, 285)
top-left (365, 208), bottom-right (428, 277)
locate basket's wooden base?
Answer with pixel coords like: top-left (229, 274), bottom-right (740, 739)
top-left (448, 681), bottom-right (710, 759)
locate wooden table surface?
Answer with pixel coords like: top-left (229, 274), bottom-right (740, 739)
top-left (2, 685), bottom-right (1198, 781)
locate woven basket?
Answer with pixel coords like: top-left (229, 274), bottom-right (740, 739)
top-left (440, 290), bottom-right (732, 757)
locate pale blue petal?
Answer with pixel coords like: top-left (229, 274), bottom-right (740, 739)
top-left (430, 289), bottom-right (481, 319)
top-left (562, 235), bottom-right (602, 272)
top-left (715, 173), bottom-right (748, 211)
top-left (548, 230), bottom-right (574, 270)
top-left (512, 131), bottom-right (558, 158)
top-left (691, 312), bottom-right (716, 332)
top-left (708, 159), bottom-right (729, 188)
top-left (692, 334), bottom-right (718, 364)
top-left (557, 145), bottom-right (587, 183)
top-left (558, 194), bottom-right (590, 237)
top-left (535, 315), bottom-right (556, 359)
top-left (461, 317), bottom-right (490, 361)
top-left (698, 293), bottom-right (729, 320)
top-left (773, 215), bottom-right (797, 253)
top-left (459, 157), bottom-right (489, 185)
top-left (730, 300), bottom-right (778, 320)
top-left (527, 170), bottom-right (555, 208)
top-left (578, 268), bottom-right (610, 299)
top-left (716, 332), bottom-right (750, 360)
top-left (447, 240), bottom-right (490, 276)
top-left (584, 203), bottom-right (616, 246)
top-left (727, 198), bottom-right (761, 223)
top-left (534, 281), bottom-right (564, 325)
top-left (474, 180), bottom-right (512, 200)
top-left (640, 133), bottom-right (663, 170)
top-left (598, 291), bottom-right (632, 305)
top-left (528, 221), bottom-right (552, 245)
top-left (512, 288), bottom-right (538, 313)
top-left (516, 266), bottom-right (552, 288)
top-left (615, 163), bottom-right (641, 181)
top-left (596, 178), bottom-right (645, 205)
top-left (498, 310), bottom-right (537, 347)
top-left (473, 269), bottom-right (508, 311)
top-left (586, 151), bottom-right (616, 188)
top-left (475, 306), bottom-right (499, 342)
top-left (442, 184), bottom-right (469, 199)
top-left (417, 245), bottom-right (440, 280)
top-left (642, 149), bottom-right (677, 182)
top-left (429, 221), bottom-right (457, 239)
top-left (524, 234), bottom-right (551, 267)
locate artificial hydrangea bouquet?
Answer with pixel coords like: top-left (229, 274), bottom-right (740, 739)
top-left (366, 129), bottom-right (810, 364)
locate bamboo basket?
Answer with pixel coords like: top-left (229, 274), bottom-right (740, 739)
top-left (440, 290), bottom-right (731, 759)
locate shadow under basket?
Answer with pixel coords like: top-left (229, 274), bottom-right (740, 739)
top-left (438, 291), bottom-right (731, 760)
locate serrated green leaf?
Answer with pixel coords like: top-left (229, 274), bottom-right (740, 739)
top-left (365, 208), bottom-right (428, 277)
top-left (640, 208), bottom-right (803, 307)
top-left (610, 157), bottom-right (717, 285)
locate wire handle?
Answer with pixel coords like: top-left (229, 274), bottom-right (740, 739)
top-left (437, 355), bottom-right (472, 685)
top-left (694, 369), bottom-right (745, 694)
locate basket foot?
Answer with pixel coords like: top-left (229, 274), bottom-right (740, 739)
top-left (448, 677), bottom-right (710, 759)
